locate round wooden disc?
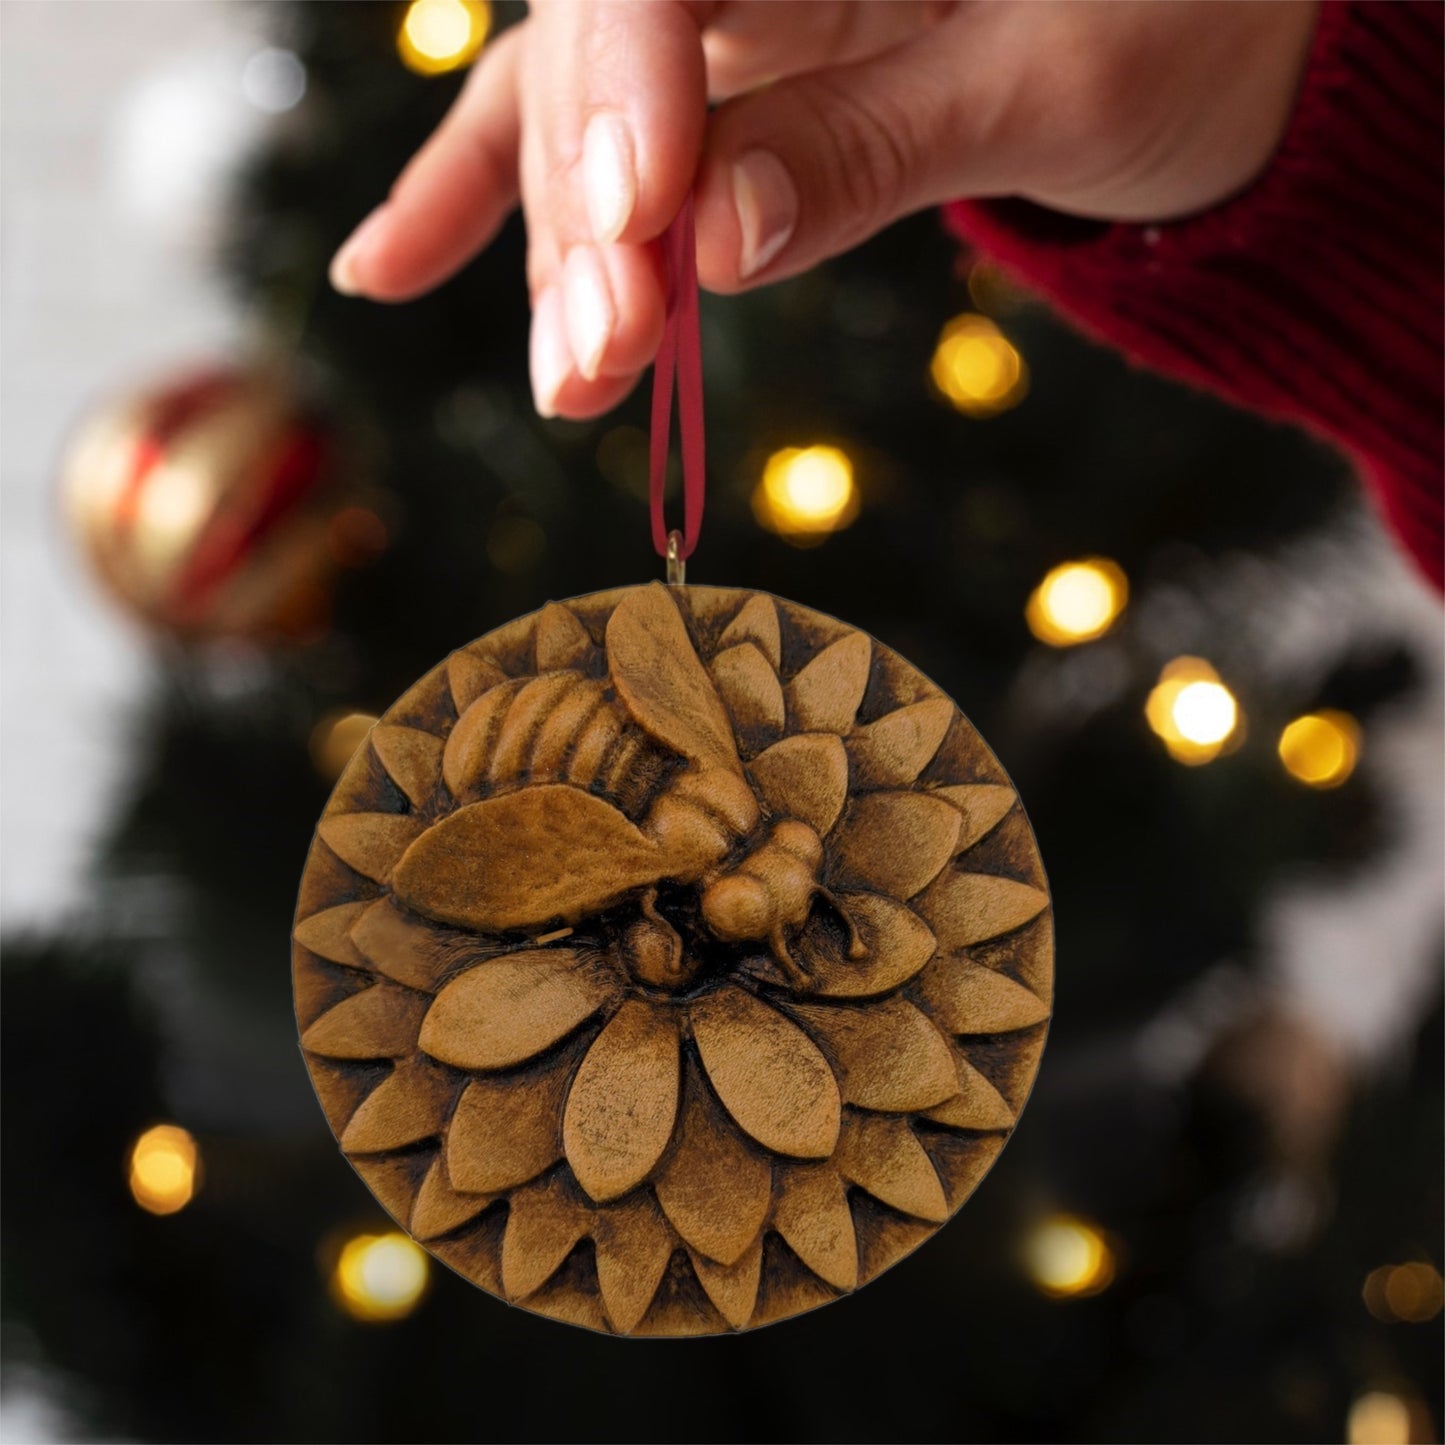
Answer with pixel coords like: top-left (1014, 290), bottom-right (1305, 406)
top-left (293, 584), bottom-right (1052, 1335)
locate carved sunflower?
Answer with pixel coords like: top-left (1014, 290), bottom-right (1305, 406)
top-left (293, 584), bottom-right (1052, 1335)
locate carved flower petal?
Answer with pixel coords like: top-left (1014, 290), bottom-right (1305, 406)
top-left (712, 642), bottom-right (785, 745)
top-left (654, 1070), bottom-right (771, 1265)
top-left (499, 1175), bottom-right (589, 1300)
top-left (845, 699), bottom-right (954, 789)
top-left (441, 678), bottom-right (525, 798)
top-left (920, 959), bottom-right (1051, 1035)
top-left (691, 988), bottom-right (840, 1159)
top-left (790, 998), bottom-right (957, 1111)
top-left (916, 872), bottom-right (1049, 951)
top-left (349, 898), bottom-right (453, 993)
top-left (340, 1057), bottom-right (455, 1153)
top-left (534, 601), bottom-right (593, 671)
top-left (419, 951), bottom-right (615, 1070)
top-left (302, 982), bottom-right (427, 1060)
top-left (773, 1162), bottom-right (858, 1291)
top-left (592, 1192), bottom-right (676, 1334)
top-left (410, 1152), bottom-right (494, 1241)
top-left (748, 733), bottom-right (848, 836)
top-left (786, 632), bottom-right (871, 733)
top-left (293, 901), bottom-right (369, 967)
top-left (448, 650), bottom-right (507, 714)
top-left (933, 783), bottom-right (1017, 852)
top-left (563, 1001), bottom-right (680, 1203)
top-left (691, 1237), bottom-right (763, 1330)
top-left (800, 893), bottom-right (936, 998)
top-left (447, 1056), bottom-right (571, 1193)
top-left (719, 595), bottom-right (781, 670)
top-left (830, 792), bottom-right (961, 899)
top-left (923, 1056), bottom-right (1016, 1131)
top-left (835, 1113), bottom-right (948, 1223)
top-left (317, 813), bottom-right (424, 884)
top-left (370, 725), bottom-right (443, 809)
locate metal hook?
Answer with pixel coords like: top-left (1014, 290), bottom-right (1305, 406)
top-left (665, 530), bottom-right (685, 586)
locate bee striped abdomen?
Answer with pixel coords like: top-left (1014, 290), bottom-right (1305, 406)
top-left (488, 672), bottom-right (585, 782)
top-left (444, 669), bottom-right (661, 806)
top-left (566, 696), bottom-right (624, 785)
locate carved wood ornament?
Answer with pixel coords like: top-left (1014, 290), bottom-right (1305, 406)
top-left (293, 584), bottom-right (1052, 1335)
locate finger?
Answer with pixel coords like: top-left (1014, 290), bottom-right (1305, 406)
top-left (529, 283), bottom-right (645, 420)
top-left (520, 1), bottom-right (699, 416)
top-left (691, 10), bottom-right (1019, 292)
top-left (701, 0), bottom-right (951, 101)
top-left (560, 243), bottom-right (666, 384)
top-left (330, 24), bottom-right (524, 301)
top-left (526, 0), bottom-right (714, 250)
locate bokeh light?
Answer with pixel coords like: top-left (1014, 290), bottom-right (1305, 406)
top-left (1024, 1214), bottom-right (1116, 1298)
top-left (128, 1124), bottom-right (199, 1216)
top-left (331, 1232), bottom-right (430, 1322)
top-left (1347, 1392), bottom-right (1415, 1445)
top-left (1025, 557), bottom-right (1129, 646)
top-left (309, 710), bottom-right (377, 781)
top-left (1279, 710), bottom-right (1361, 789)
top-left (241, 48), bottom-right (307, 114)
top-left (752, 444), bottom-right (859, 545)
top-left (326, 505), bottom-right (390, 568)
top-left (929, 313), bottom-right (1028, 417)
top-left (1363, 1262), bottom-right (1445, 1324)
top-left (486, 513), bottom-right (547, 574)
top-left (1145, 657), bottom-right (1242, 765)
top-left (397, 0), bottom-right (490, 76)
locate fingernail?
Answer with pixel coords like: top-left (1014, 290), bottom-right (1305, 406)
top-left (582, 111), bottom-right (636, 244)
top-left (529, 285), bottom-right (571, 418)
top-left (330, 205), bottom-right (389, 295)
top-left (562, 247), bottom-right (615, 382)
top-left (732, 149), bottom-right (797, 281)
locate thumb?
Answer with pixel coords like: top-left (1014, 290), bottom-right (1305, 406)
top-left (692, 10), bottom-right (1028, 292)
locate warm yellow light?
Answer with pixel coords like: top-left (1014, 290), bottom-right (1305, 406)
top-left (1024, 1214), bottom-right (1116, 1298)
top-left (1364, 1262), bottom-right (1445, 1324)
top-left (1279, 710), bottom-right (1361, 789)
top-left (332, 1232), bottom-right (430, 1322)
top-left (1172, 680), bottom-right (1237, 745)
top-left (310, 710), bottom-right (377, 781)
top-left (1347, 1392), bottom-right (1414, 1445)
top-left (753, 444), bottom-right (860, 545)
top-left (128, 1124), bottom-right (199, 1216)
top-left (1145, 657), bottom-right (1242, 765)
top-left (929, 313), bottom-right (1028, 417)
top-left (1025, 557), bottom-right (1129, 646)
top-left (397, 0), bottom-right (490, 75)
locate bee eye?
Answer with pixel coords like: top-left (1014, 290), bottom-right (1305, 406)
top-left (701, 875), bottom-right (771, 942)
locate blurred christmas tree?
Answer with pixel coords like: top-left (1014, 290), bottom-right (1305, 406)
top-left (4, 3), bottom-right (1440, 1442)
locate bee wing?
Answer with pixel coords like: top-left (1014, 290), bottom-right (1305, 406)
top-left (606, 583), bottom-right (742, 775)
top-left (392, 784), bottom-right (666, 933)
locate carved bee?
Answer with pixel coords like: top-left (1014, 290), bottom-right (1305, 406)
top-left (392, 586), bottom-right (863, 988)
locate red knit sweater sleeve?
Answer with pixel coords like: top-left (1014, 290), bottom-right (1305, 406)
top-left (944, 0), bottom-right (1444, 590)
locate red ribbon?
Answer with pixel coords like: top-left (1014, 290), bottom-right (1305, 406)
top-left (649, 196), bottom-right (705, 562)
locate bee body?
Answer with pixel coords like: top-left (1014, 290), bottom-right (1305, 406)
top-left (434, 590), bottom-right (848, 981)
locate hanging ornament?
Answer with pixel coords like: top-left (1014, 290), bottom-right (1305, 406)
top-left (62, 365), bottom-right (384, 643)
top-left (293, 202), bottom-right (1052, 1335)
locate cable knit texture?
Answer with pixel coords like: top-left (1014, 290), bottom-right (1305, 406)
top-left (945, 0), bottom-right (1443, 588)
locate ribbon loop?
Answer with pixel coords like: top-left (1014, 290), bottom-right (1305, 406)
top-left (649, 197), bottom-right (705, 563)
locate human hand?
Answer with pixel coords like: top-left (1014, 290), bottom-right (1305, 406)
top-left (330, 0), bottom-right (1318, 419)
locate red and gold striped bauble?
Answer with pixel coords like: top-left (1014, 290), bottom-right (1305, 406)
top-left (62, 366), bottom-right (384, 641)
